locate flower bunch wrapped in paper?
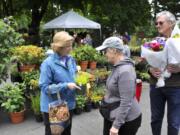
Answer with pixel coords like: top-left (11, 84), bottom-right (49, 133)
top-left (165, 25), bottom-right (180, 75)
top-left (141, 37), bottom-right (167, 87)
top-left (141, 24), bottom-right (180, 87)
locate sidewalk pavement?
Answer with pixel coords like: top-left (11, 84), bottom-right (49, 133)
top-left (0, 83), bottom-right (179, 135)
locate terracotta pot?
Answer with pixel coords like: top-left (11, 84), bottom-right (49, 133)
top-left (89, 61), bottom-right (97, 70)
top-left (9, 109), bottom-right (25, 124)
top-left (19, 65), bottom-right (36, 72)
top-left (80, 61), bottom-right (88, 71)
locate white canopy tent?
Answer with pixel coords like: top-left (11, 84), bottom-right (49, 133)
top-left (43, 10), bottom-right (101, 30)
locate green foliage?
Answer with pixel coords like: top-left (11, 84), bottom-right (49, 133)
top-left (71, 45), bottom-right (94, 61)
top-left (75, 71), bottom-right (90, 85)
top-left (152, 0), bottom-right (180, 18)
top-left (136, 71), bottom-right (150, 82)
top-left (76, 95), bottom-right (86, 109)
top-left (0, 17), bottom-right (24, 81)
top-left (11, 45), bottom-right (45, 65)
top-left (94, 68), bottom-right (110, 80)
top-left (21, 70), bottom-right (40, 85)
top-left (30, 92), bottom-right (41, 114)
top-left (14, 13), bottom-right (31, 29)
top-left (21, 70), bottom-right (40, 97)
top-left (0, 82), bottom-right (25, 112)
top-left (91, 86), bottom-right (104, 103)
top-left (72, 45), bottom-right (102, 62)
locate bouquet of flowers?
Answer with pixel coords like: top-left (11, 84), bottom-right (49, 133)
top-left (141, 37), bottom-right (168, 87)
top-left (165, 25), bottom-right (180, 74)
top-left (141, 24), bottom-right (180, 87)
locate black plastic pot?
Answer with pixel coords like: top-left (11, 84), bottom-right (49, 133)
top-left (84, 102), bottom-right (92, 112)
top-left (92, 102), bottom-right (100, 109)
top-left (34, 114), bottom-right (43, 122)
top-left (74, 107), bottom-right (83, 115)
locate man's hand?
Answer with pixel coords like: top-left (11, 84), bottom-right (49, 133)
top-left (67, 83), bottom-right (81, 90)
top-left (149, 67), bottom-right (162, 78)
top-left (167, 64), bottom-right (180, 73)
top-left (110, 127), bottom-right (119, 135)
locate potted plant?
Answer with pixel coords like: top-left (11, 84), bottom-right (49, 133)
top-left (84, 97), bottom-right (92, 112)
top-left (0, 82), bottom-right (26, 124)
top-left (30, 92), bottom-right (43, 122)
top-left (74, 95), bottom-right (86, 114)
top-left (9, 63), bottom-right (23, 83)
top-left (87, 46), bottom-right (101, 70)
top-left (75, 71), bottom-right (92, 95)
top-left (11, 45), bottom-right (45, 72)
top-left (21, 70), bottom-right (40, 98)
top-left (0, 17), bottom-right (24, 83)
top-left (91, 87), bottom-right (105, 109)
top-left (71, 45), bottom-right (92, 71)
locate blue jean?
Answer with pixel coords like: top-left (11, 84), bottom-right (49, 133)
top-left (150, 85), bottom-right (180, 135)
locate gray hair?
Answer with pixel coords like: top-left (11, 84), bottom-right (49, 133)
top-left (156, 11), bottom-right (176, 26)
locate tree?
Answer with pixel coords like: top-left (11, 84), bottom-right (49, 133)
top-left (87, 0), bottom-right (151, 35)
top-left (152, 0), bottom-right (180, 18)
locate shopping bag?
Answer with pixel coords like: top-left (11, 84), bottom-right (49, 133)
top-left (49, 92), bottom-right (70, 135)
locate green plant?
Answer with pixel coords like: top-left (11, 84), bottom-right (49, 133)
top-left (75, 71), bottom-right (91, 85)
top-left (76, 95), bottom-right (86, 109)
top-left (0, 82), bottom-right (25, 112)
top-left (0, 17), bottom-right (24, 82)
top-left (21, 70), bottom-right (40, 97)
top-left (91, 91), bottom-right (103, 103)
top-left (71, 45), bottom-right (93, 61)
top-left (30, 92), bottom-right (41, 115)
top-left (94, 68), bottom-right (111, 80)
top-left (10, 63), bottom-right (19, 76)
top-left (11, 45), bottom-right (45, 65)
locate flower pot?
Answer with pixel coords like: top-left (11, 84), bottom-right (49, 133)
top-left (80, 61), bottom-right (88, 71)
top-left (89, 61), bottom-right (97, 70)
top-left (74, 107), bottom-right (83, 115)
top-left (9, 109), bottom-right (25, 124)
top-left (34, 114), bottom-right (43, 122)
top-left (11, 74), bottom-right (23, 83)
top-left (19, 65), bottom-right (36, 72)
top-left (84, 102), bottom-right (92, 112)
top-left (92, 102), bottom-right (100, 109)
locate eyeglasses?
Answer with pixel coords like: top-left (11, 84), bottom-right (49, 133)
top-left (155, 21), bottom-right (164, 26)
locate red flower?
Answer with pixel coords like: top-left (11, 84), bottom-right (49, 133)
top-left (150, 42), bottom-right (161, 51)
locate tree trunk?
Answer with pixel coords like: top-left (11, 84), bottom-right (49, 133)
top-left (28, 1), bottom-right (49, 45)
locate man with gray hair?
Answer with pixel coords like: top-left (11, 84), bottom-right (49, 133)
top-left (148, 11), bottom-right (180, 135)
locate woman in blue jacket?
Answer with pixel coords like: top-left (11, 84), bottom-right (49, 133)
top-left (39, 31), bottom-right (80, 135)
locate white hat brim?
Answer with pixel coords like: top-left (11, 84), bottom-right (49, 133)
top-left (96, 45), bottom-right (107, 51)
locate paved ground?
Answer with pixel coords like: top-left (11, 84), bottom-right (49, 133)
top-left (0, 82), bottom-right (179, 135)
